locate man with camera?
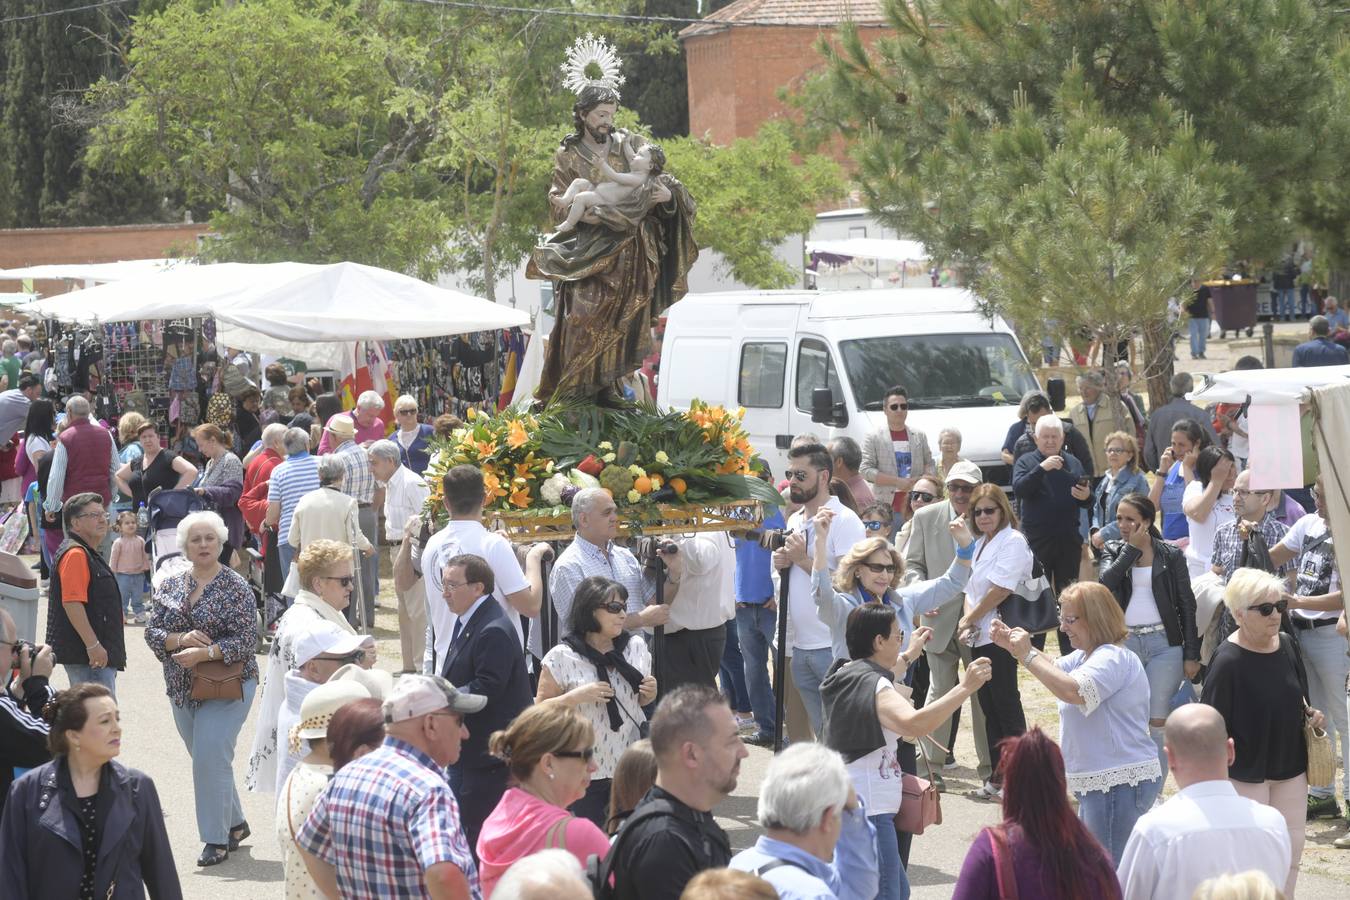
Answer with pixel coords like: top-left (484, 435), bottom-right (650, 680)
top-left (773, 443), bottom-right (866, 735)
top-left (659, 532), bottom-right (734, 695)
top-left (0, 608), bottom-right (56, 815)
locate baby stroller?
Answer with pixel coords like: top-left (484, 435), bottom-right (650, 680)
top-left (145, 487), bottom-right (209, 585)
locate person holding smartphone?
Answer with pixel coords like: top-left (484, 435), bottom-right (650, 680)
top-left (0, 608), bottom-right (57, 815)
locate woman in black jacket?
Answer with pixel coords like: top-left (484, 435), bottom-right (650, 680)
top-left (0, 683), bottom-right (182, 899)
top-left (1098, 493), bottom-right (1199, 781)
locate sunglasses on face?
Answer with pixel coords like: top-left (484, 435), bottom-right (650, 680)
top-left (321, 575), bottom-right (356, 588)
top-left (910, 491), bottom-right (936, 503)
top-left (554, 747), bottom-right (596, 761)
top-left (861, 562), bottom-right (896, 574)
top-left (972, 506), bottom-right (1000, 517)
top-left (863, 520), bottom-right (887, 531)
top-left (600, 601), bottom-right (627, 614)
top-left (887, 402), bottom-right (909, 411)
top-left (1247, 599), bottom-right (1289, 617)
top-left (785, 469), bottom-right (817, 482)
top-left (947, 483), bottom-right (975, 493)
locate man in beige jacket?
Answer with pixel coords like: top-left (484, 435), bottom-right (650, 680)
top-left (860, 384), bottom-right (935, 529)
top-left (1069, 369), bottom-right (1132, 478)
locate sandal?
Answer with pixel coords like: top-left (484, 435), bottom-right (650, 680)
top-left (198, 844), bottom-right (229, 867)
top-left (228, 822), bottom-right (250, 851)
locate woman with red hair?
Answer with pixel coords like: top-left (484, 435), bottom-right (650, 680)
top-left (952, 728), bottom-right (1121, 899)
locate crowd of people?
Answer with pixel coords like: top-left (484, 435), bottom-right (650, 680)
top-left (0, 340), bottom-right (1344, 900)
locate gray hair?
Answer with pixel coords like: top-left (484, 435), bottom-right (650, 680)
top-left (1034, 415), bottom-right (1064, 436)
top-left (318, 455), bottom-right (346, 487)
top-left (175, 510), bottom-right (228, 551)
top-left (367, 439), bottom-right (402, 464)
top-left (1, 340), bottom-right (15, 355)
top-left (1017, 389), bottom-right (1050, 418)
top-left (492, 849), bottom-right (588, 900)
top-left (261, 422), bottom-right (288, 449)
top-left (1076, 369), bottom-right (1106, 389)
top-left (1169, 372), bottom-right (1194, 397)
top-left (938, 426), bottom-right (962, 448)
top-left (283, 426), bottom-right (311, 456)
top-left (65, 394), bottom-right (91, 419)
top-left (827, 436), bottom-right (862, 473)
top-left (757, 743), bottom-right (850, 834)
top-left (1311, 315), bottom-right (1331, 336)
top-left (356, 390), bottom-right (385, 411)
top-left (394, 394), bottom-right (418, 413)
top-left (571, 487), bottom-right (612, 528)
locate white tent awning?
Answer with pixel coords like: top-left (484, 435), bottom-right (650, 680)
top-left (806, 238), bottom-right (929, 263)
top-left (0, 259), bottom-right (187, 284)
top-left (1188, 365), bottom-right (1350, 406)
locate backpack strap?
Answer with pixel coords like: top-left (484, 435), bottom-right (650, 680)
top-left (591, 799), bottom-right (680, 900)
top-left (755, 858), bottom-right (811, 878)
top-left (544, 815), bottom-right (572, 851)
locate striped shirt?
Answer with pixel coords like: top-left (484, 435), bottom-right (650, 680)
top-left (267, 453), bottom-right (321, 545)
top-left (544, 536), bottom-right (653, 657)
top-left (296, 736), bottom-right (481, 900)
top-left (328, 440), bottom-right (376, 504)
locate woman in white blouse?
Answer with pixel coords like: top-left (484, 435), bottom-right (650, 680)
top-left (991, 581), bottom-right (1161, 865)
top-left (536, 576), bottom-right (658, 829)
top-left (955, 484), bottom-right (1034, 800)
top-left (1182, 446), bottom-right (1237, 579)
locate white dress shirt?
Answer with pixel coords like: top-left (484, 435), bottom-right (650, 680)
top-left (665, 533), bottom-right (736, 633)
top-left (381, 464), bottom-right (429, 541)
top-left (1116, 779), bottom-right (1291, 900)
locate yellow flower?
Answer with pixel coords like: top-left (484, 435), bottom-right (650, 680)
top-left (628, 464), bottom-right (646, 478)
top-left (466, 407), bottom-right (477, 420)
top-left (626, 489), bottom-right (641, 504)
top-left (603, 452), bottom-right (616, 463)
top-left (655, 451), bottom-right (670, 464)
top-left (598, 441), bottom-right (614, 451)
top-left (509, 485), bottom-right (532, 508)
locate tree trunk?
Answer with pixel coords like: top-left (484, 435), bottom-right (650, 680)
top-left (1141, 316), bottom-right (1175, 412)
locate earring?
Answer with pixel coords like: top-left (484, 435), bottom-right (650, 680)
top-left (548, 772), bottom-right (555, 780)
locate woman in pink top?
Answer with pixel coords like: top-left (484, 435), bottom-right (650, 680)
top-left (476, 704), bottom-right (611, 897)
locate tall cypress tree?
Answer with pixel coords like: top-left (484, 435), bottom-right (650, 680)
top-left (622, 0), bottom-right (699, 138)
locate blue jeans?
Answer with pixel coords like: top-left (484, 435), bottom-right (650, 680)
top-left (277, 542), bottom-right (295, 590)
top-left (735, 604), bottom-right (777, 737)
top-left (115, 572), bottom-right (146, 617)
top-left (1188, 317), bottom-right (1209, 357)
top-left (790, 646), bottom-right (834, 736)
top-left (1076, 776), bottom-right (1162, 865)
top-left (64, 664), bottom-right (116, 697)
top-left (719, 617), bottom-right (751, 714)
top-left (869, 813), bottom-right (910, 900)
top-left (170, 678), bottom-right (257, 845)
top-left (1123, 629), bottom-right (1184, 780)
top-left (1299, 623), bottom-right (1350, 799)
top-left (1277, 286), bottom-right (1297, 319)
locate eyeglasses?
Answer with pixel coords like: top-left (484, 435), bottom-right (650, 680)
top-left (1104, 447), bottom-right (1130, 455)
top-left (946, 483), bottom-right (975, 493)
top-left (861, 562), bottom-right (896, 574)
top-left (887, 402), bottom-right (908, 411)
top-left (1231, 489), bottom-right (1269, 500)
top-left (395, 408), bottom-right (418, 415)
top-left (73, 510), bottom-right (106, 520)
top-left (1246, 599), bottom-right (1289, 617)
top-left (553, 747), bottom-right (596, 762)
top-left (1059, 613), bottom-right (1079, 626)
top-left (442, 580), bottom-right (470, 593)
top-left (909, 491), bottom-right (936, 503)
top-left (600, 601), bottom-right (626, 614)
top-left (785, 469), bottom-right (816, 482)
top-left (321, 575), bottom-right (356, 588)
top-left (863, 520), bottom-right (886, 531)
top-left (972, 506), bottom-right (1000, 517)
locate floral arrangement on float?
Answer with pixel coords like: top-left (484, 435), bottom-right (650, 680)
top-left (421, 400), bottom-right (779, 539)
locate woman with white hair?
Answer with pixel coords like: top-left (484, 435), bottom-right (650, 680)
top-left (351, 390), bottom-right (387, 445)
top-left (286, 455), bottom-right (373, 557)
top-left (729, 742), bottom-right (879, 900)
top-left (391, 394), bottom-right (435, 475)
top-left (144, 510), bottom-right (259, 868)
top-left (1201, 568), bottom-right (1326, 898)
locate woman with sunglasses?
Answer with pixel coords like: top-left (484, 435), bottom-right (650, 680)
top-left (955, 485), bottom-right (1035, 800)
top-left (859, 503), bottom-right (894, 536)
top-left (894, 477), bottom-right (944, 557)
top-left (990, 582), bottom-right (1161, 864)
top-left (391, 394), bottom-right (435, 475)
top-left (537, 576), bottom-right (657, 829)
top-left (1201, 568), bottom-right (1327, 898)
top-left (144, 511), bottom-right (259, 867)
top-left (477, 704), bottom-right (613, 897)
top-left (246, 539), bottom-right (376, 801)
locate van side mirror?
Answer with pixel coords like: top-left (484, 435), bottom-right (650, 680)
top-left (810, 387), bottom-right (848, 427)
top-left (1046, 377), bottom-right (1066, 412)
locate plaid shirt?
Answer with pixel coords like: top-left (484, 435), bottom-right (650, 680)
top-left (329, 439), bottom-right (376, 504)
top-left (548, 536), bottom-right (654, 637)
top-left (1211, 512), bottom-right (1292, 582)
top-left (296, 736), bottom-right (481, 900)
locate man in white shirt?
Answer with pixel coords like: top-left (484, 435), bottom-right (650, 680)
top-left (773, 442), bottom-right (866, 735)
top-left (368, 439), bottom-right (430, 673)
top-left (412, 464), bottom-right (550, 676)
top-left (1117, 704), bottom-right (1291, 900)
top-left (659, 532), bottom-right (733, 694)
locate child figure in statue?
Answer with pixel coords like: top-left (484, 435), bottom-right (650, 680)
top-left (550, 142), bottom-right (671, 234)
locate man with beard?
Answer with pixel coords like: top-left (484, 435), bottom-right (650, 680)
top-left (607, 685), bottom-right (749, 900)
top-left (772, 443), bottom-right (867, 735)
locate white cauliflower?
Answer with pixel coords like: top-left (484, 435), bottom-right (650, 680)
top-left (540, 472), bottom-right (571, 506)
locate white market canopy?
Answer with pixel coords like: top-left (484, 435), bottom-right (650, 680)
top-left (806, 238), bottom-right (930, 263)
top-left (0, 258), bottom-right (185, 283)
top-left (1188, 364), bottom-right (1350, 406)
top-left (0, 292), bottom-right (36, 307)
top-left (29, 260), bottom-right (529, 370)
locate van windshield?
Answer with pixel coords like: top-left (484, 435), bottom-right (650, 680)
top-left (841, 333), bottom-right (1037, 410)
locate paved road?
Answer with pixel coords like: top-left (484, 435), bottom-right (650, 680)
top-left (27, 544), bottom-right (1350, 899)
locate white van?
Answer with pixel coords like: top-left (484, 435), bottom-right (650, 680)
top-left (657, 288), bottom-right (1049, 487)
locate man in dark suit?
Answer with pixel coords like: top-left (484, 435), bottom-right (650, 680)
top-left (439, 552), bottom-right (532, 857)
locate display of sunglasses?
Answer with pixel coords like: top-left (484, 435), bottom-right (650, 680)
top-left (972, 506), bottom-right (1000, 517)
top-left (861, 562), bottom-right (896, 574)
top-left (910, 491), bottom-right (936, 503)
top-left (1246, 599), bottom-right (1289, 617)
top-left (863, 520), bottom-right (886, 531)
top-left (554, 747), bottom-right (596, 761)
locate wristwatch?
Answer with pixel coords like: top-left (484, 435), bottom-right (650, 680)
top-left (1020, 649), bottom-right (1041, 667)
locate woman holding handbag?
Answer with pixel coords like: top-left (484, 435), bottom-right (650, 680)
top-left (1201, 567), bottom-right (1327, 898)
top-left (144, 510), bottom-right (259, 868)
top-left (989, 582), bottom-right (1161, 864)
top-left (821, 603), bottom-right (992, 900)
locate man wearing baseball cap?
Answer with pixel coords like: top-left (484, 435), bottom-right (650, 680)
top-left (274, 623), bottom-right (370, 795)
top-left (297, 673), bottom-right (486, 899)
top-left (902, 458), bottom-right (992, 790)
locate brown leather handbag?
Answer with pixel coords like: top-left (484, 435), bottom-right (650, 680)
top-left (895, 737), bottom-right (944, 835)
top-left (190, 659), bottom-right (245, 702)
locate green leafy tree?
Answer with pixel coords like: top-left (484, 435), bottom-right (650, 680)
top-left (811, 0), bottom-right (1340, 402)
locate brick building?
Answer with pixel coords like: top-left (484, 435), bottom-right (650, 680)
top-left (680, 0), bottom-right (892, 146)
top-left (0, 222), bottom-right (206, 296)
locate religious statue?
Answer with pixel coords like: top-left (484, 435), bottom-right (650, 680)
top-left (527, 35), bottom-right (699, 404)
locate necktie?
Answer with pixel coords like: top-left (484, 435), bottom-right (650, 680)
top-left (451, 618), bottom-right (464, 646)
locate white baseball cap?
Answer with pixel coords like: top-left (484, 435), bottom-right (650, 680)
top-left (944, 460), bottom-right (984, 485)
top-left (383, 674), bottom-right (485, 724)
top-left (292, 624), bottom-right (368, 668)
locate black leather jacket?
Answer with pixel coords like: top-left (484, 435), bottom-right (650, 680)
top-left (1099, 538), bottom-right (1200, 660)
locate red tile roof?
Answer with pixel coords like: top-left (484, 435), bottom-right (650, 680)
top-left (679, 0), bottom-right (890, 38)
